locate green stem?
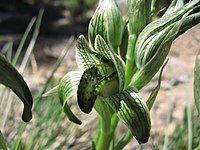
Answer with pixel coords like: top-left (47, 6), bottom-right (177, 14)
top-left (186, 95), bottom-right (192, 150)
top-left (96, 117), bottom-right (114, 150)
top-left (95, 114), bottom-right (120, 150)
top-left (94, 118), bottom-right (102, 146)
top-left (125, 34), bottom-right (137, 87)
top-left (111, 114), bottom-right (119, 129)
top-left (115, 130), bottom-right (133, 150)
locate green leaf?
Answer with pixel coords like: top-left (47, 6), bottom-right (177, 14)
top-left (58, 71), bottom-right (82, 125)
top-left (0, 53), bottom-right (33, 122)
top-left (12, 17), bottom-right (36, 66)
top-left (94, 35), bottom-right (125, 91)
top-left (105, 87), bottom-right (151, 144)
top-left (146, 60), bottom-right (168, 110)
top-left (194, 50), bottom-right (200, 114)
top-left (0, 131), bottom-right (7, 150)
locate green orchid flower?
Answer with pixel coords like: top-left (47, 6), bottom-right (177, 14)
top-left (43, 0), bottom-right (200, 148)
top-left (54, 34), bottom-right (155, 144)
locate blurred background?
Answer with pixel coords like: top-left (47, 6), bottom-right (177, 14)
top-left (0, 0), bottom-right (200, 149)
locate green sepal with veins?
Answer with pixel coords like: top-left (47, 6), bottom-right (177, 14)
top-left (76, 35), bottom-right (115, 77)
top-left (177, 5), bottom-right (200, 37)
top-left (104, 87), bottom-right (151, 144)
top-left (94, 35), bottom-right (125, 91)
top-left (76, 35), bottom-right (101, 70)
top-left (58, 71), bottom-right (82, 125)
top-left (76, 34), bottom-right (125, 91)
top-left (88, 0), bottom-right (123, 52)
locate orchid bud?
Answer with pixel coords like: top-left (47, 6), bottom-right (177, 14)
top-left (128, 0), bottom-right (150, 36)
top-left (135, 0), bottom-right (199, 68)
top-left (88, 0), bottom-right (123, 52)
top-left (130, 0), bottom-right (200, 90)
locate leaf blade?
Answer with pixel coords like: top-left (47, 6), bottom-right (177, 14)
top-left (0, 53), bottom-right (33, 122)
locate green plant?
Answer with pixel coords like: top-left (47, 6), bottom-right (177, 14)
top-left (1, 0), bottom-right (200, 149)
top-left (43, 0), bottom-right (200, 149)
